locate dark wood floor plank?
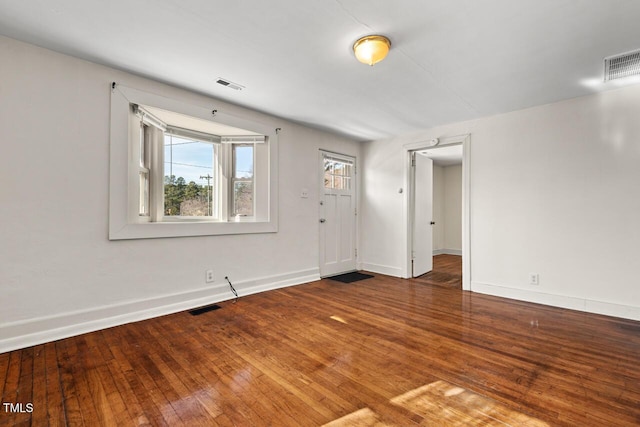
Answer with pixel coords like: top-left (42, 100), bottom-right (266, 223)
top-left (10, 347), bottom-right (33, 426)
top-left (108, 344), bottom-right (168, 427)
top-left (94, 330), bottom-right (153, 426)
top-left (157, 318), bottom-right (309, 426)
top-left (1, 351), bottom-right (22, 426)
top-left (121, 321), bottom-right (220, 427)
top-left (44, 342), bottom-right (66, 427)
top-left (0, 351), bottom-right (10, 400)
top-left (1, 255), bottom-right (639, 426)
top-left (82, 332), bottom-right (132, 427)
top-left (57, 338), bottom-right (93, 427)
top-left (113, 328), bottom-right (183, 427)
top-left (221, 336), bottom-right (345, 420)
top-left (99, 326), bottom-right (163, 426)
top-left (29, 345), bottom-right (47, 427)
top-left (145, 351), bottom-right (215, 427)
top-left (142, 322), bottom-right (243, 424)
top-left (68, 335), bottom-right (112, 426)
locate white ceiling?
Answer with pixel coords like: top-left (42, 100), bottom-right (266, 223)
top-left (1, 0), bottom-right (640, 141)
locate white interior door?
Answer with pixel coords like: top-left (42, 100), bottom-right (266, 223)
top-left (412, 152), bottom-right (433, 277)
top-left (319, 152), bottom-right (356, 277)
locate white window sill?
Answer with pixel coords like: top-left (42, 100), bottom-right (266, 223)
top-left (109, 220), bottom-right (277, 240)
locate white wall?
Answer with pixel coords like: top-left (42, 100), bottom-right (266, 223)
top-left (443, 165), bottom-right (462, 252)
top-left (431, 164), bottom-right (462, 255)
top-left (0, 36), bottom-right (360, 352)
top-left (432, 165), bottom-right (445, 252)
top-left (362, 83), bottom-right (640, 320)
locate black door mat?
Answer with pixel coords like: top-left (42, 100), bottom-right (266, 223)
top-left (327, 272), bottom-right (374, 283)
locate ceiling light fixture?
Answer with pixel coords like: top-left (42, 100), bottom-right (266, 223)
top-left (353, 35), bottom-right (391, 66)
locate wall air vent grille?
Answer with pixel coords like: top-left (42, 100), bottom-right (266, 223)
top-left (604, 49), bottom-right (640, 81)
top-left (216, 78), bottom-right (245, 91)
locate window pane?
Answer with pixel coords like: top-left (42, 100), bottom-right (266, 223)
top-left (233, 144), bottom-right (254, 217)
top-left (139, 125), bottom-right (149, 168)
top-left (234, 181), bottom-right (254, 216)
top-left (234, 145), bottom-right (253, 179)
top-left (139, 172), bottom-right (149, 216)
top-left (164, 134), bottom-right (215, 216)
top-left (324, 159), bottom-right (333, 174)
top-left (343, 176), bottom-right (351, 190)
top-left (324, 171), bottom-right (332, 189)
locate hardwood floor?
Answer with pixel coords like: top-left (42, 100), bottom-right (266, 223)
top-left (2, 258), bottom-right (639, 426)
top-left (414, 254), bottom-right (462, 288)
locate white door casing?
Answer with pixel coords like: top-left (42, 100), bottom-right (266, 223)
top-left (402, 134), bottom-right (471, 290)
top-left (412, 152), bottom-right (434, 277)
top-left (319, 151), bottom-right (357, 277)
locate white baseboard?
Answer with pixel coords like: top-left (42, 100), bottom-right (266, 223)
top-left (0, 268), bottom-right (320, 354)
top-left (360, 262), bottom-right (403, 278)
top-left (472, 281), bottom-right (640, 321)
top-left (433, 249), bottom-right (462, 256)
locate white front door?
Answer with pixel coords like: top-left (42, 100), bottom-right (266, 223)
top-left (319, 152), bottom-right (357, 277)
top-left (412, 152), bottom-right (433, 277)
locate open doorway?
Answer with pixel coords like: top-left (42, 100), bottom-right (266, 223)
top-left (411, 146), bottom-right (463, 286)
top-left (403, 135), bottom-right (471, 290)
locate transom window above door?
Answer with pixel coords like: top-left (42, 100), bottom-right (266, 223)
top-left (324, 157), bottom-right (353, 190)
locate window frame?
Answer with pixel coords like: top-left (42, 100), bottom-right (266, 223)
top-left (109, 84), bottom-right (278, 240)
top-left (138, 123), bottom-right (151, 218)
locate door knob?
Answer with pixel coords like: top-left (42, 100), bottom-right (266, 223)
top-left (319, 218), bottom-right (326, 223)
top-left (430, 221), bottom-right (435, 225)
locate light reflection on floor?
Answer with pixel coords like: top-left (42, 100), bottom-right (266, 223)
top-left (323, 408), bottom-right (393, 427)
top-left (323, 380), bottom-right (549, 426)
top-left (330, 315), bottom-right (348, 324)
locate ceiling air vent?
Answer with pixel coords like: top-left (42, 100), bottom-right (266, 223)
top-left (604, 49), bottom-right (640, 82)
top-left (216, 78), bottom-right (245, 91)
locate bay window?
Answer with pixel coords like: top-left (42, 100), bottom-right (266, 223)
top-left (109, 84), bottom-right (278, 240)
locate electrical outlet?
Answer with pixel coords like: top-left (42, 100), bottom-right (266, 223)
top-left (301, 188), bottom-right (309, 198)
top-left (529, 273), bottom-right (539, 286)
top-left (206, 270), bottom-right (214, 283)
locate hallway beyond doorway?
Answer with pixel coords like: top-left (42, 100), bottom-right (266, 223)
top-left (413, 254), bottom-right (462, 288)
